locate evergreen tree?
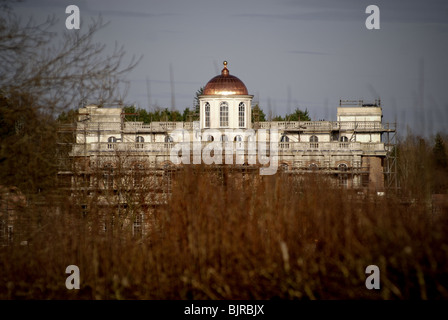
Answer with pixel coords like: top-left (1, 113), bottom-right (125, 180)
top-left (285, 108), bottom-right (311, 121)
top-left (251, 104), bottom-right (266, 122)
top-left (193, 87), bottom-right (204, 117)
top-left (57, 109), bottom-right (78, 124)
top-left (433, 133), bottom-right (447, 169)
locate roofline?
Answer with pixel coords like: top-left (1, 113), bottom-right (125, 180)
top-left (199, 94), bottom-right (254, 99)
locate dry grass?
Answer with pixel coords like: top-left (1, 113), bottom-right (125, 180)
top-left (1, 166), bottom-right (447, 300)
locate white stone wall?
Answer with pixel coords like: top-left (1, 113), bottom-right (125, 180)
top-left (199, 95), bottom-right (252, 130)
top-left (337, 107), bottom-right (382, 122)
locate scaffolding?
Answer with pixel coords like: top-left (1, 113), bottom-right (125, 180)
top-left (384, 122), bottom-right (399, 191)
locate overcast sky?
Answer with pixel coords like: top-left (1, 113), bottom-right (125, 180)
top-left (12, 0), bottom-right (448, 137)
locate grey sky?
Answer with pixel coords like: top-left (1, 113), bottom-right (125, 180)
top-left (12, 0), bottom-right (448, 137)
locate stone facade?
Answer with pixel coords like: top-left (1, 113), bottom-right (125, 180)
top-left (61, 63), bottom-right (395, 193)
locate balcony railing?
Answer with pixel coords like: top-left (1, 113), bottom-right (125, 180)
top-left (253, 121), bottom-right (392, 132)
top-left (74, 120), bottom-right (395, 133)
top-left (123, 122), bottom-right (191, 132)
top-left (69, 141), bottom-right (387, 156)
top-left (278, 142), bottom-right (363, 152)
top-left (77, 122), bottom-right (121, 131)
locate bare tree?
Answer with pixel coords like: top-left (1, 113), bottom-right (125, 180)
top-left (0, 2), bottom-right (141, 195)
top-left (0, 3), bottom-right (141, 112)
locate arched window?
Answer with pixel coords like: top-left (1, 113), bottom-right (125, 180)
top-left (205, 102), bottom-right (210, 128)
top-left (309, 163), bottom-right (318, 171)
top-left (107, 136), bottom-right (117, 149)
top-left (207, 135), bottom-right (214, 142)
top-left (280, 135), bottom-right (290, 149)
top-left (220, 101), bottom-right (229, 127)
top-left (238, 102), bottom-right (245, 127)
top-left (165, 135), bottom-right (173, 143)
top-left (135, 136), bottom-right (144, 149)
top-left (338, 163), bottom-right (348, 187)
top-left (234, 135), bottom-right (243, 149)
top-left (339, 135), bottom-right (349, 148)
top-left (309, 135), bottom-right (318, 149)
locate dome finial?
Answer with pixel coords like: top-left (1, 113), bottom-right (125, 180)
top-left (222, 60), bottom-right (229, 76)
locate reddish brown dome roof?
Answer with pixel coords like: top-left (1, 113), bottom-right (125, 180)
top-left (203, 61), bottom-right (248, 95)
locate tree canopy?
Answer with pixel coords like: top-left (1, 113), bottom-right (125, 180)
top-left (251, 104), bottom-right (266, 122)
top-left (433, 133), bottom-right (447, 169)
top-left (123, 106), bottom-right (184, 122)
top-left (272, 108), bottom-right (311, 122)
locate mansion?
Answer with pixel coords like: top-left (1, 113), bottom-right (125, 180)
top-left (59, 61), bottom-right (396, 196)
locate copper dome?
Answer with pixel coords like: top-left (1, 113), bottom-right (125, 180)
top-left (203, 61), bottom-right (249, 95)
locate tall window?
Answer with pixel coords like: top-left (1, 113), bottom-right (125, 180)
top-left (238, 102), bottom-right (245, 127)
top-left (220, 101), bottom-right (228, 127)
top-left (310, 135), bottom-right (318, 149)
top-left (136, 136), bottom-right (144, 149)
top-left (205, 102), bottom-right (210, 128)
top-left (338, 163), bottom-right (348, 187)
top-left (107, 136), bottom-right (117, 149)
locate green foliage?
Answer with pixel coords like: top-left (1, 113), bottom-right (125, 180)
top-left (273, 107), bottom-right (311, 121)
top-left (57, 109), bottom-right (78, 124)
top-left (433, 133), bottom-right (447, 169)
top-left (121, 102), bottom-right (308, 124)
top-left (251, 104), bottom-right (266, 122)
top-left (432, 133), bottom-right (448, 193)
top-left (194, 87), bottom-right (204, 116)
top-left (182, 107), bottom-right (198, 122)
top-left (122, 105), bottom-right (183, 122)
top-left (396, 133), bottom-right (448, 196)
top-left (286, 108), bottom-right (311, 121)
